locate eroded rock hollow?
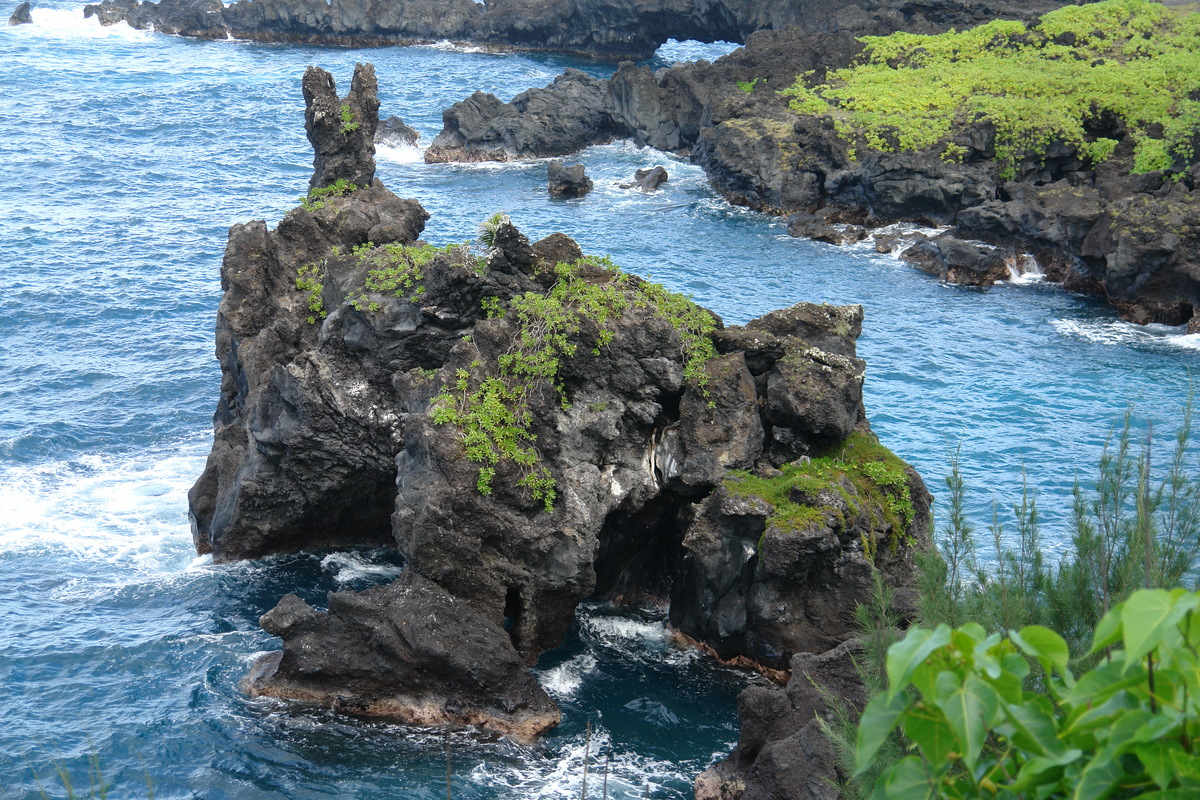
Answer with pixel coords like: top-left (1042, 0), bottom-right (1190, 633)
top-left (192, 64), bottom-right (931, 745)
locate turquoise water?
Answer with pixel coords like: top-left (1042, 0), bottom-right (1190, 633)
top-left (1, 5), bottom-right (1197, 797)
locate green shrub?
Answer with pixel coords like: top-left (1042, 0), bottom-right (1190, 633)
top-left (857, 587), bottom-right (1200, 799)
top-left (339, 103), bottom-right (359, 135)
top-left (298, 178), bottom-right (358, 212)
top-left (295, 261), bottom-right (325, 324)
top-left (782, 0), bottom-right (1200, 178)
top-left (432, 254), bottom-right (717, 511)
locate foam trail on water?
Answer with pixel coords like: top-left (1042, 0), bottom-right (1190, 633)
top-left (20, 7), bottom-right (152, 40)
top-left (1051, 317), bottom-right (1200, 350)
top-left (377, 142), bottom-right (425, 164)
top-left (320, 550), bottom-right (404, 584)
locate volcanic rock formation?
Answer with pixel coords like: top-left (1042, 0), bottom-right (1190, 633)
top-left (193, 63), bottom-right (931, 783)
top-left (76, 0), bottom-right (1067, 59)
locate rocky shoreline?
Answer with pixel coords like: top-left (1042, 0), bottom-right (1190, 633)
top-left (420, 1), bottom-right (1200, 330)
top-left (195, 63), bottom-right (932, 795)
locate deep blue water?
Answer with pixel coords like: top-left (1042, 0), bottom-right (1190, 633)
top-left (1, 4), bottom-right (1198, 798)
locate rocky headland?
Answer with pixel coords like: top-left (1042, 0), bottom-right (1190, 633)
top-left (424, 0), bottom-right (1200, 330)
top-left (194, 62), bottom-right (931, 793)
top-left (67, 0), bottom-right (1060, 59)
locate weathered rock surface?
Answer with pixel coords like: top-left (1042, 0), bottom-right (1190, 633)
top-left (695, 641), bottom-right (869, 800)
top-left (376, 115), bottom-right (420, 148)
top-left (193, 65), bottom-right (932, 747)
top-left (621, 165), bottom-right (669, 192)
top-left (420, 0), bottom-right (1200, 327)
top-left (546, 160), bottom-right (593, 198)
top-left (8, 1), bottom-right (31, 24)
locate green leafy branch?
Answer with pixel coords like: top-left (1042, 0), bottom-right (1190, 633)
top-left (298, 178), bottom-right (358, 212)
top-left (339, 103), bottom-right (360, 135)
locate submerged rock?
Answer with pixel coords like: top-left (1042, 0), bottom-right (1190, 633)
top-left (620, 165), bottom-right (669, 192)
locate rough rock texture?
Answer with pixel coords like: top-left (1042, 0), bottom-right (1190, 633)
top-left (303, 63), bottom-right (379, 191)
top-left (79, 0), bottom-right (1067, 59)
top-left (376, 115), bottom-right (419, 148)
top-left (621, 165), bottom-right (669, 192)
top-left (8, 1), bottom-right (31, 24)
top-left (695, 641), bottom-right (870, 800)
top-left (546, 160), bottom-right (593, 198)
top-left (193, 66), bottom-right (932, 746)
top-left (901, 234), bottom-right (1013, 286)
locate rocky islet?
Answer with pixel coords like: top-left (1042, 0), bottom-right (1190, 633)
top-left (191, 62), bottom-right (931, 792)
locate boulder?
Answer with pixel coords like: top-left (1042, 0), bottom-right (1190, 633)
top-left (620, 165), bottom-right (669, 192)
top-left (901, 234), bottom-right (1012, 286)
top-left (375, 115), bottom-right (419, 148)
top-left (8, 1), bottom-right (31, 24)
top-left (547, 160), bottom-right (593, 198)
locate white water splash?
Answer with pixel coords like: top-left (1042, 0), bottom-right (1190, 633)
top-left (539, 652), bottom-right (597, 700)
top-left (16, 7), bottom-right (152, 40)
top-left (1005, 253), bottom-right (1045, 285)
top-left (0, 439), bottom-right (203, 570)
top-left (377, 142), bottom-right (425, 164)
top-left (1051, 318), bottom-right (1200, 350)
top-left (320, 550), bottom-right (404, 584)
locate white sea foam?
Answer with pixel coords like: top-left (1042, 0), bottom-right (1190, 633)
top-left (0, 439), bottom-right (205, 571)
top-left (19, 7), bottom-right (152, 40)
top-left (1051, 317), bottom-right (1200, 350)
top-left (1004, 253), bottom-right (1046, 285)
top-left (320, 550), bottom-right (403, 584)
top-left (469, 726), bottom-right (698, 800)
top-left (538, 652), bottom-right (596, 700)
top-left (376, 142), bottom-right (425, 164)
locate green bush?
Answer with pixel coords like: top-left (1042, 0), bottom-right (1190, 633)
top-left (781, 0), bottom-right (1200, 178)
top-left (857, 587), bottom-right (1200, 799)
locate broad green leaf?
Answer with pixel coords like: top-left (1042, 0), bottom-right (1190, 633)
top-left (1132, 791), bottom-right (1196, 800)
top-left (936, 671), bottom-right (999, 771)
top-left (1099, 708), bottom-right (1152, 755)
top-left (1088, 604), bottom-right (1124, 657)
top-left (1170, 748), bottom-right (1200, 786)
top-left (881, 756), bottom-right (935, 800)
top-left (1122, 590), bottom-right (1190, 671)
top-left (1061, 692), bottom-right (1136, 741)
top-left (886, 625), bottom-right (952, 700)
top-left (1066, 658), bottom-right (1145, 708)
top-left (1136, 740), bottom-right (1184, 790)
top-left (958, 621), bottom-right (987, 643)
top-left (1004, 696), bottom-right (1065, 758)
top-left (1010, 750), bottom-right (1082, 793)
top-left (1013, 625), bottom-right (1072, 679)
top-left (1073, 756), bottom-right (1123, 800)
top-left (903, 705), bottom-right (957, 766)
top-left (855, 689), bottom-right (911, 775)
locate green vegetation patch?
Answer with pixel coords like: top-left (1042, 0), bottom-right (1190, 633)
top-left (781, 0), bottom-right (1200, 178)
top-left (350, 241), bottom-right (468, 310)
top-left (432, 254), bottom-right (718, 512)
top-left (339, 103), bottom-right (360, 135)
top-left (298, 178), bottom-right (358, 212)
top-left (295, 261), bottom-right (326, 324)
top-left (725, 431), bottom-right (915, 559)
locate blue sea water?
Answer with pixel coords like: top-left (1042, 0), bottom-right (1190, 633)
top-left (1, 4), bottom-right (1198, 797)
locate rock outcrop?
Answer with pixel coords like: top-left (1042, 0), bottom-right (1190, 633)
top-left (192, 64), bottom-right (932, 748)
top-left (8, 1), bottom-right (31, 24)
top-left (621, 165), bottom-right (669, 191)
top-left (76, 0), bottom-right (1067, 59)
top-left (546, 160), bottom-right (593, 197)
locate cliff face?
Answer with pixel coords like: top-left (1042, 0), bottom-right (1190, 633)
top-left (191, 63), bottom-right (931, 752)
top-left (78, 0), bottom-right (1061, 58)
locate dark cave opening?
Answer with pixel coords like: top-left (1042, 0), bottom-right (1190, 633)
top-left (503, 585), bottom-right (524, 649)
top-left (592, 491), bottom-right (690, 606)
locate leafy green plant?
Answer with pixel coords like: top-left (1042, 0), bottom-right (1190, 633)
top-left (478, 212), bottom-right (510, 248)
top-left (782, 0), bottom-right (1200, 178)
top-left (298, 178), bottom-right (358, 212)
top-left (857, 587), bottom-right (1200, 799)
top-left (295, 261), bottom-right (325, 324)
top-left (432, 254), bottom-right (717, 511)
top-left (339, 103), bottom-right (359, 135)
top-left (736, 78), bottom-right (762, 94)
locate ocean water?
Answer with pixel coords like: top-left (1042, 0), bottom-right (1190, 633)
top-left (1, 5), bottom-right (1197, 797)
